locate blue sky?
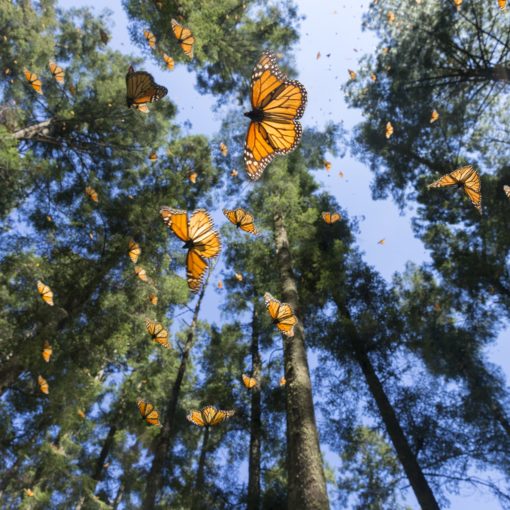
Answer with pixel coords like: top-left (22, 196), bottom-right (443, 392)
top-left (58, 0), bottom-right (510, 507)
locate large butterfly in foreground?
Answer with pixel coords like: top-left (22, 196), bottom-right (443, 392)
top-left (171, 19), bottom-right (195, 59)
top-left (186, 405), bottom-right (235, 427)
top-left (244, 52), bottom-right (307, 180)
top-left (223, 208), bottom-right (258, 235)
top-left (126, 66), bottom-right (168, 109)
top-left (160, 207), bottom-right (221, 292)
top-left (137, 399), bottom-right (161, 426)
top-left (264, 292), bottom-right (298, 337)
top-left (427, 165), bottom-right (481, 214)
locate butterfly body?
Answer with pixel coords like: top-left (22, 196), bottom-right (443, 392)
top-left (223, 208), bottom-right (258, 235)
top-left (264, 292), bottom-right (297, 337)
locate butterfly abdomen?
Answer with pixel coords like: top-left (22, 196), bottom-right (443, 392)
top-left (244, 109), bottom-right (265, 122)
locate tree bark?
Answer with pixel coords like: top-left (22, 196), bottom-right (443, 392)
top-left (93, 425), bottom-right (117, 482)
top-left (191, 427), bottom-right (210, 510)
top-left (247, 307), bottom-right (262, 510)
top-left (0, 357), bottom-right (25, 395)
top-left (335, 300), bottom-right (440, 510)
top-left (142, 283), bottom-right (207, 510)
top-left (11, 119), bottom-right (53, 140)
top-left (273, 213), bottom-right (330, 510)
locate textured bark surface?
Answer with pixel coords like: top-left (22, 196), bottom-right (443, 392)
top-left (247, 308), bottom-right (262, 510)
top-left (191, 427), bottom-right (210, 510)
top-left (273, 214), bottom-right (330, 510)
top-left (336, 301), bottom-right (440, 510)
top-left (93, 425), bottom-right (117, 482)
top-left (143, 284), bottom-right (206, 510)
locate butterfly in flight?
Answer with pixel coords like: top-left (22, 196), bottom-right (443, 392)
top-left (24, 68), bottom-right (43, 94)
top-left (143, 30), bottom-right (156, 48)
top-left (223, 208), bottom-right (258, 235)
top-left (243, 52), bottom-right (307, 180)
top-left (504, 185), bottom-right (510, 198)
top-left (42, 340), bottom-right (53, 363)
top-left (348, 69), bottom-right (357, 80)
top-left (37, 281), bottom-right (54, 306)
top-left (137, 399), bottom-right (161, 426)
top-left (162, 53), bottom-right (174, 70)
top-left (149, 293), bottom-right (158, 305)
top-left (499, 0), bottom-right (507, 9)
top-left (427, 165), bottom-right (481, 214)
top-left (242, 374), bottom-right (257, 389)
top-left (219, 142), bottom-right (228, 157)
top-left (186, 405), bottom-right (235, 427)
top-left (38, 375), bottom-right (49, 394)
top-left (145, 319), bottom-right (170, 349)
top-left (264, 292), bottom-right (298, 337)
top-left (279, 375), bottom-right (286, 386)
top-left (48, 62), bottom-right (64, 84)
top-left (385, 121), bottom-right (394, 139)
top-left (85, 186), bottom-right (99, 203)
top-left (134, 265), bottom-right (149, 282)
top-left (160, 207), bottom-right (221, 292)
top-left (429, 109), bottom-right (439, 123)
top-left (171, 19), bottom-right (195, 58)
top-left (126, 66), bottom-right (167, 110)
top-left (128, 240), bottom-right (141, 263)
top-left (321, 211), bottom-right (341, 224)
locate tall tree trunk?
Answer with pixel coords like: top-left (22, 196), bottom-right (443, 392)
top-left (191, 427), bottom-right (210, 510)
top-left (112, 482), bottom-right (124, 509)
top-left (273, 213), bottom-right (330, 510)
top-left (142, 282), bottom-right (207, 510)
top-left (335, 300), bottom-right (440, 510)
top-left (93, 425), bottom-right (117, 482)
top-left (247, 307), bottom-right (262, 510)
top-left (0, 357), bottom-right (25, 395)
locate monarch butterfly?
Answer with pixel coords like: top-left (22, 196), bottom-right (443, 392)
top-left (217, 280), bottom-right (223, 289)
top-left (171, 19), bottom-right (195, 59)
top-left (37, 281), bottom-right (54, 306)
top-left (324, 160), bottom-right (332, 171)
top-left (189, 171), bottom-right (197, 183)
top-left (77, 408), bottom-right (86, 419)
top-left (24, 488), bottom-right (34, 497)
top-left (242, 374), bottom-right (257, 389)
top-left (137, 399), bottom-right (161, 426)
top-left (234, 272), bottom-right (243, 282)
top-left (85, 186), bottom-right (99, 203)
top-left (160, 207), bottom-right (221, 292)
top-left (134, 265), bottom-right (149, 282)
top-left (145, 319), bottom-right (170, 349)
top-left (377, 238), bottom-right (385, 245)
top-left (143, 30), bottom-right (156, 48)
top-left (128, 240), bottom-right (141, 263)
top-left (48, 62), bottom-right (64, 84)
top-left (385, 121), bottom-right (394, 139)
top-left (149, 151), bottom-right (158, 161)
top-left (38, 375), bottom-right (49, 394)
top-left (370, 72), bottom-right (377, 82)
top-left (264, 292), bottom-right (298, 337)
top-left (499, 0), bottom-right (507, 9)
top-left (453, 0), bottom-right (462, 9)
top-left (126, 66), bottom-right (167, 109)
top-left (427, 165), bottom-right (482, 214)
top-left (68, 83), bottom-right (76, 96)
top-left (430, 110), bottom-right (439, 123)
top-left (244, 52), bottom-right (307, 180)
top-left (348, 69), bottom-right (357, 80)
top-left (321, 212), bottom-right (341, 224)
top-left (230, 169), bottom-right (238, 177)
top-left (24, 68), bottom-right (43, 94)
top-left (42, 340), bottom-right (52, 363)
top-left (186, 405), bottom-right (235, 427)
top-left (223, 208), bottom-right (258, 235)
top-left (279, 375), bottom-right (286, 386)
top-left (219, 142), bottom-right (228, 157)
top-left (387, 11), bottom-right (395, 22)
top-left (149, 293), bottom-right (158, 305)
top-left (162, 53), bottom-right (174, 70)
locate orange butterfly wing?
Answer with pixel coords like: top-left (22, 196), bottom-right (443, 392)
top-left (42, 341), bottom-right (52, 363)
top-left (128, 240), bottom-right (141, 263)
top-left (37, 281), bottom-right (54, 306)
top-left (223, 208), bottom-right (258, 235)
top-left (48, 62), bottom-right (64, 84)
top-left (137, 399), bottom-right (161, 426)
top-left (38, 375), bottom-right (49, 394)
top-left (264, 292), bottom-right (297, 337)
top-left (24, 68), bottom-right (43, 94)
top-left (242, 374), bottom-right (257, 389)
top-left (171, 19), bottom-right (195, 58)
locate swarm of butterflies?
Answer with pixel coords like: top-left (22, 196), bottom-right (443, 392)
top-left (33, 9), bottom-right (500, 430)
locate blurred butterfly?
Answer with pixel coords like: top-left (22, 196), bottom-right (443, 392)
top-left (377, 238), bottom-right (385, 245)
top-left (68, 83), bottom-right (76, 95)
top-left (24, 68), bottom-right (43, 94)
top-left (128, 240), bottom-right (141, 263)
top-left (242, 374), bottom-right (257, 389)
top-left (134, 265), bottom-right (149, 282)
top-left (279, 375), bottom-right (286, 386)
top-left (145, 319), bottom-right (170, 348)
top-left (348, 69), bottom-right (357, 80)
top-left (171, 19), bottom-right (195, 58)
top-left (370, 72), bottom-right (377, 82)
top-left (77, 408), bottom-right (86, 419)
top-left (387, 11), bottom-right (395, 22)
top-left (189, 171), bottom-right (197, 183)
top-left (453, 0), bottom-right (462, 9)
top-left (137, 399), bottom-right (161, 426)
top-left (219, 142), bottom-right (228, 157)
top-left (324, 160), bottom-right (332, 171)
top-left (430, 110), bottom-right (439, 123)
top-left (24, 489), bottom-right (34, 497)
top-left (499, 0), bottom-right (507, 9)
top-left (234, 272), bottom-right (243, 282)
top-left (42, 340), bottom-right (52, 363)
top-left (223, 208), bottom-right (258, 235)
top-left (385, 121), bottom-right (394, 139)
top-left (149, 151), bottom-right (158, 161)
top-left (48, 62), bottom-right (64, 84)
top-left (144, 30), bottom-right (156, 48)
top-left (85, 186), bottom-right (99, 203)
top-left (244, 52), bottom-right (307, 180)
top-left (160, 207), bottom-right (221, 292)
top-left (217, 280), bottom-right (223, 289)
top-left (321, 211), bottom-right (341, 224)
top-left (427, 165), bottom-right (481, 213)
top-left (230, 169), bottom-right (238, 177)
top-left (149, 293), bottom-right (158, 305)
top-left (264, 292), bottom-right (297, 337)
top-left (186, 405), bottom-right (235, 427)
top-left (316, 51), bottom-right (321, 60)
top-left (162, 53), bottom-right (174, 70)
top-left (37, 281), bottom-right (54, 306)
top-left (126, 65), bottom-right (167, 109)
top-left (38, 375), bottom-right (49, 394)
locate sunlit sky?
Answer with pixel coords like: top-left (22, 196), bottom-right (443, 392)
top-left (58, 0), bottom-right (509, 507)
